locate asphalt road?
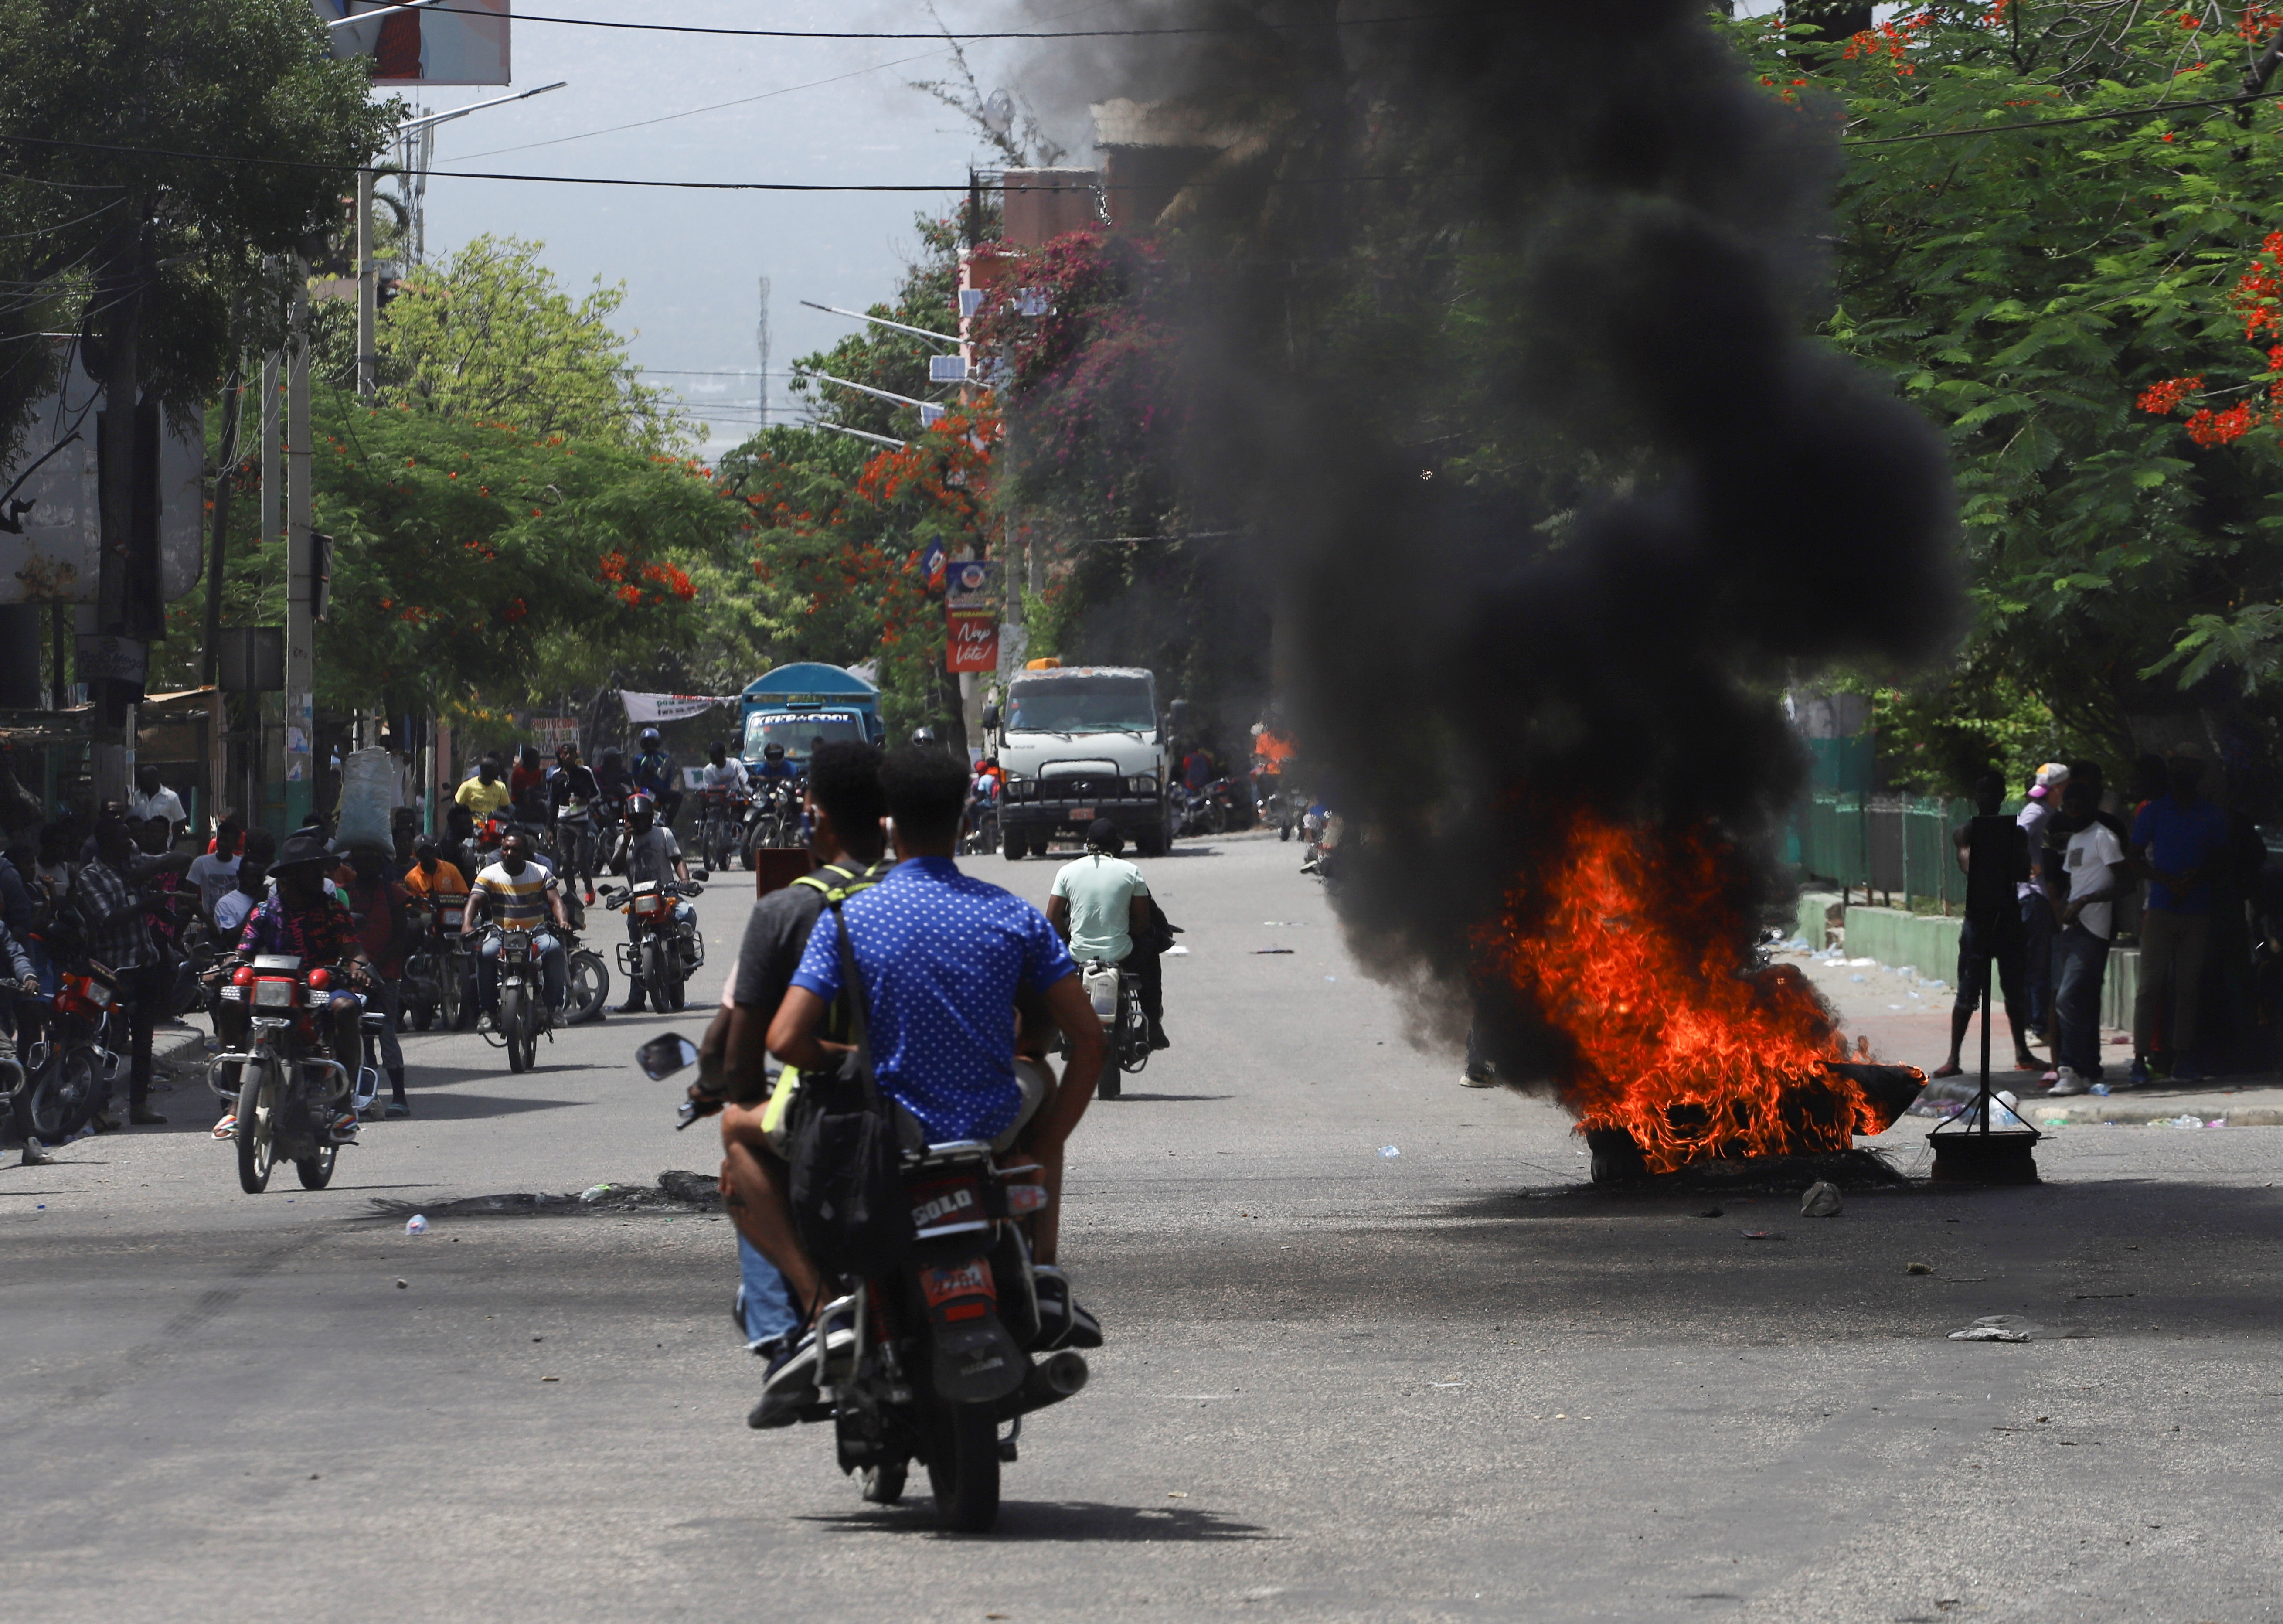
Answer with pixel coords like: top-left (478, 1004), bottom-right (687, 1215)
top-left (5, 833), bottom-right (2282, 1624)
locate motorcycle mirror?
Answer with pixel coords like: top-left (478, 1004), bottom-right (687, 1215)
top-left (691, 868), bottom-right (711, 883)
top-left (634, 1032), bottom-right (700, 1081)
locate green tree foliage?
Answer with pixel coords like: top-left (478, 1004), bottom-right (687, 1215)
top-left (0, 0), bottom-right (393, 446)
top-left (377, 234), bottom-right (687, 451)
top-left (1728, 2), bottom-right (2283, 760)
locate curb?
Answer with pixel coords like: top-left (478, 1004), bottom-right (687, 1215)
top-left (2030, 1105), bottom-right (2283, 1127)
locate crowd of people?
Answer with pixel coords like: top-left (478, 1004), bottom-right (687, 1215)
top-left (1940, 744), bottom-right (2267, 1094)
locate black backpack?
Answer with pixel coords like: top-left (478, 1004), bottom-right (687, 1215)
top-left (783, 901), bottom-right (913, 1284)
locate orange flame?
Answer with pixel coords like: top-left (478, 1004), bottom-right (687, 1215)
top-left (1477, 809), bottom-right (1894, 1174)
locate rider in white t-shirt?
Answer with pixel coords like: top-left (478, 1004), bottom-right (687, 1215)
top-left (2046, 776), bottom-right (2129, 1097)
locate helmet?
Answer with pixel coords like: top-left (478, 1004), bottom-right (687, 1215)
top-left (626, 792), bottom-right (656, 825)
top-left (640, 727), bottom-right (662, 749)
top-left (909, 726), bottom-right (937, 748)
top-left (763, 743), bottom-right (786, 762)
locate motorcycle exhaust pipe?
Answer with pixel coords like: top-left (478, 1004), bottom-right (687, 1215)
top-left (996, 1350), bottom-right (1089, 1422)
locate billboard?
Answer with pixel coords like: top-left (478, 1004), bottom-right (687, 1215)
top-left (946, 609), bottom-right (1000, 674)
top-left (318, 0), bottom-right (511, 87)
top-left (0, 342), bottom-right (203, 608)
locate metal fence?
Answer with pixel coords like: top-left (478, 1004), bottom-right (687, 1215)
top-left (1797, 794), bottom-right (1977, 911)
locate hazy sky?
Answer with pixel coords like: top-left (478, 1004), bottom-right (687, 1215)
top-left (401, 1), bottom-right (1073, 456)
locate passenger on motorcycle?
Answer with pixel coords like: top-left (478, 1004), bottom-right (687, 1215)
top-left (461, 830), bottom-right (570, 1016)
top-left (752, 749), bottom-right (1108, 1423)
top-left (336, 844), bottom-right (417, 1118)
top-left (1048, 820), bottom-right (1169, 1050)
top-left (455, 755), bottom-right (514, 821)
top-left (610, 793), bottom-right (694, 1015)
top-left (211, 831), bottom-right (373, 1144)
top-left (632, 728), bottom-right (681, 829)
top-left (682, 740), bottom-right (891, 1353)
top-left (594, 746), bottom-right (634, 805)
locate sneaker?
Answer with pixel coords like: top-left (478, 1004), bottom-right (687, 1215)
top-left (2127, 1058), bottom-right (2150, 1088)
top-left (746, 1322), bottom-right (854, 1429)
top-left (1460, 1064), bottom-right (1498, 1089)
top-left (2048, 1067), bottom-right (2090, 1097)
top-left (211, 1113), bottom-right (237, 1141)
top-left (384, 1100), bottom-right (410, 1119)
top-left (19, 1137), bottom-right (51, 1166)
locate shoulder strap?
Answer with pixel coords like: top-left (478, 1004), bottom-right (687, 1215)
top-left (827, 900), bottom-right (885, 1113)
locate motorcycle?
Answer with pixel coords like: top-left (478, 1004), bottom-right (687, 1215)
top-left (743, 780), bottom-right (803, 863)
top-left (602, 879), bottom-right (705, 1012)
top-left (1173, 782), bottom-right (1225, 838)
top-left (696, 786), bottom-right (748, 872)
top-left (636, 1032), bottom-right (1094, 1533)
top-left (480, 926), bottom-right (554, 1073)
top-left (401, 897), bottom-right (478, 1032)
top-left (5, 970), bottom-right (107, 1147)
top-left (207, 955), bottom-right (369, 1193)
top-left (959, 781), bottom-right (1002, 858)
top-left (560, 923), bottom-right (612, 1025)
top-left (1080, 958), bottom-right (1153, 1100)
top-left (1252, 766), bottom-right (1295, 841)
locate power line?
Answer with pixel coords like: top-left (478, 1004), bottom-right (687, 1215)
top-left (350, 2), bottom-right (1496, 41)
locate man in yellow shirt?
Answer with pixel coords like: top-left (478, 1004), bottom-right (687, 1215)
top-left (454, 756), bottom-right (512, 820)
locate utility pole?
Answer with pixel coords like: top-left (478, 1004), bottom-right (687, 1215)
top-left (285, 276), bottom-right (314, 827)
top-left (756, 275), bottom-right (771, 430)
top-left (356, 169), bottom-right (378, 398)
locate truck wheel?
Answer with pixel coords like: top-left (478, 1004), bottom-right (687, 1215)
top-left (1002, 827), bottom-right (1024, 861)
top-left (1134, 821), bottom-right (1168, 858)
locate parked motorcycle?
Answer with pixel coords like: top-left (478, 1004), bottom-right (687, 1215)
top-left (208, 954), bottom-right (361, 1193)
top-left (695, 786), bottom-right (749, 872)
top-left (635, 1032), bottom-right (1094, 1533)
top-left (1173, 783), bottom-right (1225, 838)
top-left (1079, 957), bottom-right (1153, 1100)
top-left (602, 879), bottom-right (705, 1012)
top-left (1252, 766), bottom-right (1296, 841)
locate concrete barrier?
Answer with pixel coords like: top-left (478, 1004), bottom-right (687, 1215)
top-left (1833, 903), bottom-right (2139, 1033)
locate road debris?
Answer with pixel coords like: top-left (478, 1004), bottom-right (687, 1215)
top-left (1800, 1181), bottom-right (1843, 1217)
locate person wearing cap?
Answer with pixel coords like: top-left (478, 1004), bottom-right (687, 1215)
top-left (2129, 744), bottom-right (2231, 1085)
top-left (2016, 762), bottom-right (2069, 1054)
top-left (1047, 818), bottom-right (1169, 1050)
top-left (211, 829), bottom-right (372, 1144)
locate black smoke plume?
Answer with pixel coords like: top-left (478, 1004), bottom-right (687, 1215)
top-left (1023, 1), bottom-right (1962, 1085)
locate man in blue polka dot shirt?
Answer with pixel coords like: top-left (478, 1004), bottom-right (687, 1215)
top-left (770, 749), bottom-right (1107, 1268)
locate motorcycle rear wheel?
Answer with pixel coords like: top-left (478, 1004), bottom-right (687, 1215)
top-left (237, 1056), bottom-right (280, 1194)
top-left (923, 1400), bottom-right (1000, 1532)
top-left (23, 1044), bottom-right (100, 1142)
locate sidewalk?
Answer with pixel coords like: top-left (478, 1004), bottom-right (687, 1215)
top-left (1773, 943), bottom-right (2283, 1127)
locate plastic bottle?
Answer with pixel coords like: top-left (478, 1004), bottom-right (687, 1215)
top-left (404, 1214), bottom-right (429, 1235)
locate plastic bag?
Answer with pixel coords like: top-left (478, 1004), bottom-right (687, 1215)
top-left (334, 746), bottom-right (397, 851)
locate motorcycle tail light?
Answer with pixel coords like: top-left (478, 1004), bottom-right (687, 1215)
top-left (307, 967), bottom-right (332, 992)
top-left (232, 965), bottom-right (255, 988)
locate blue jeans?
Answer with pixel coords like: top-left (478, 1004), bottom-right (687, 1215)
top-left (738, 1233), bottom-right (800, 1346)
top-left (479, 930), bottom-right (566, 1011)
top-left (2020, 892), bottom-right (2055, 1035)
top-left (2052, 923), bottom-right (2111, 1078)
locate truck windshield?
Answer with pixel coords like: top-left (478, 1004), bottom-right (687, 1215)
top-left (1005, 676), bottom-right (1155, 735)
top-left (742, 713), bottom-right (867, 760)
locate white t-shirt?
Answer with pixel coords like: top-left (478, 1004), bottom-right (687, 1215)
top-left (1050, 851), bottom-right (1150, 963)
top-left (129, 784), bottom-right (187, 829)
top-left (187, 851), bottom-right (242, 918)
top-left (2062, 821), bottom-right (2128, 940)
top-left (700, 760), bottom-right (749, 791)
top-left (214, 886), bottom-right (260, 939)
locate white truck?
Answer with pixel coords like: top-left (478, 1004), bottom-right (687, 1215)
top-left (980, 665), bottom-right (1172, 858)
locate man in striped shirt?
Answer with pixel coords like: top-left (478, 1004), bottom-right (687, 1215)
top-left (460, 829), bottom-right (569, 1013)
